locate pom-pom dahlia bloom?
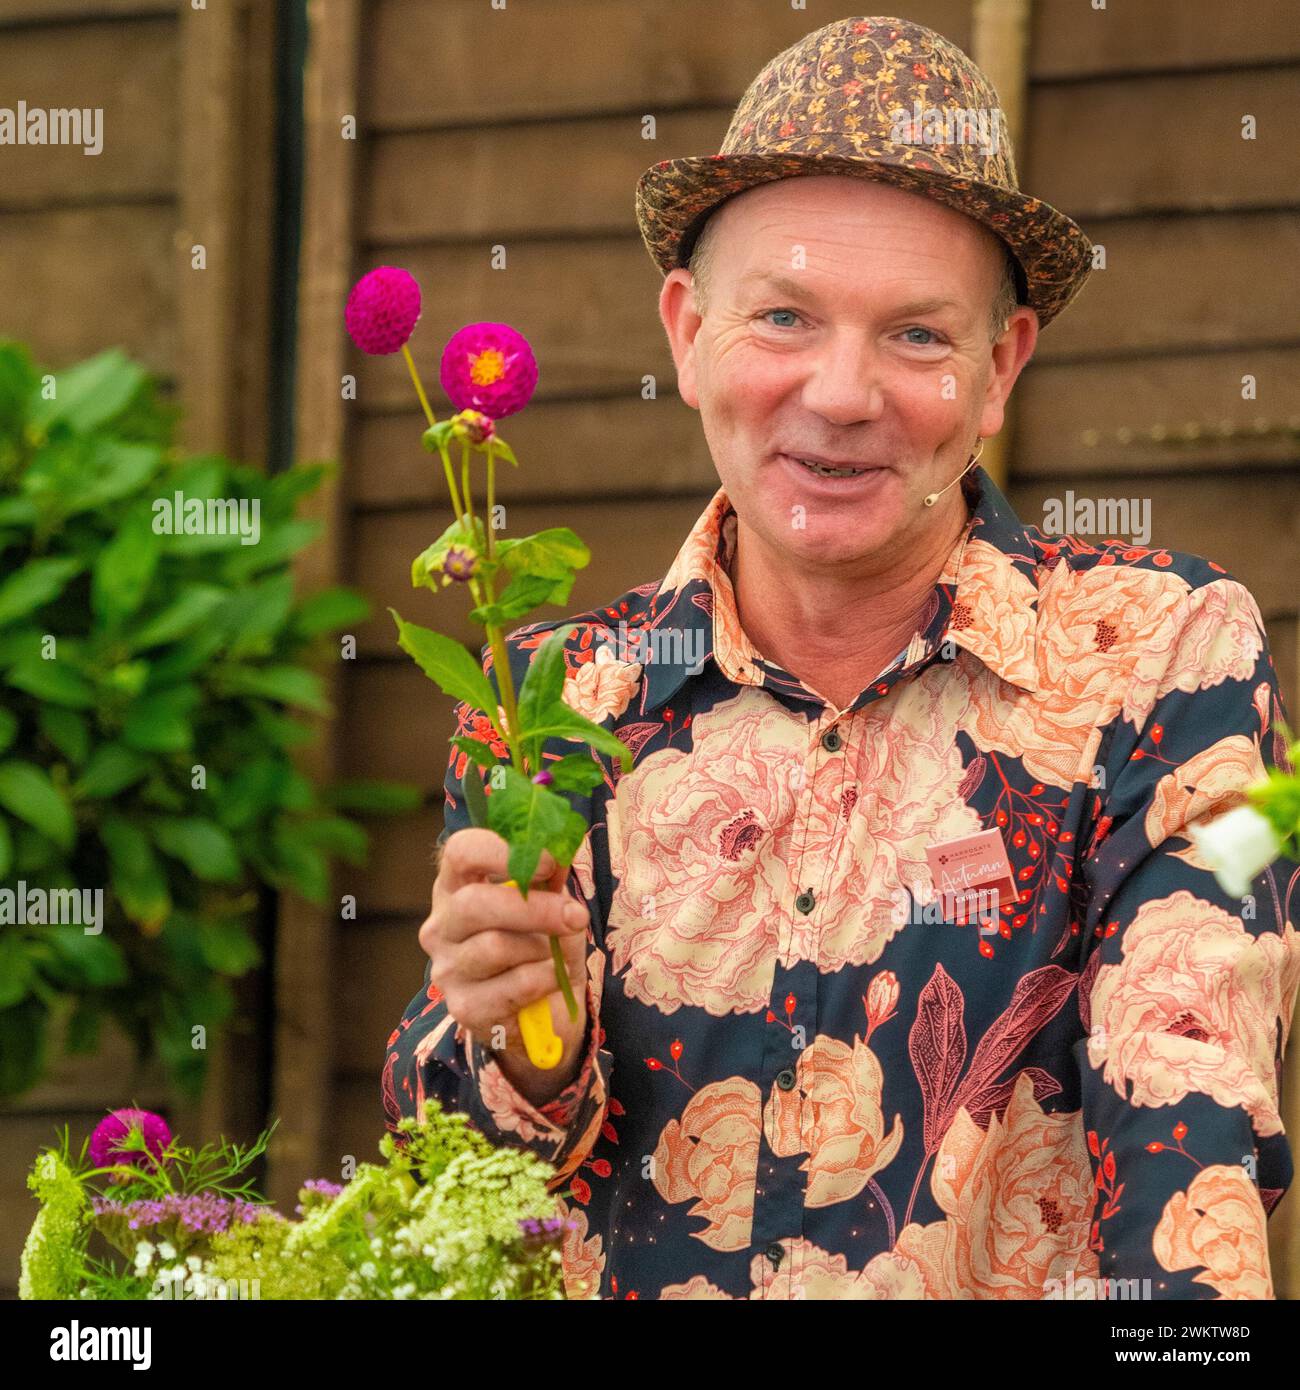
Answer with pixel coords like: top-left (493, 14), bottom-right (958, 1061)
top-left (89, 1108), bottom-right (172, 1173)
top-left (345, 266), bottom-right (422, 355)
top-left (439, 322), bottom-right (538, 418)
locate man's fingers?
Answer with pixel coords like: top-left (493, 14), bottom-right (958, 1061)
top-left (438, 828), bottom-right (557, 892)
top-left (441, 880), bottom-right (587, 943)
top-left (456, 928), bottom-right (551, 982)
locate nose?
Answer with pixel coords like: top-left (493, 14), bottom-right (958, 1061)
top-left (797, 331), bottom-right (887, 426)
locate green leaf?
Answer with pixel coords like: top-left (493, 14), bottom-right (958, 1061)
top-left (0, 997), bottom-right (47, 1096)
top-left (46, 928), bottom-right (127, 988)
top-left (391, 613), bottom-right (501, 726)
top-left (292, 586), bottom-right (371, 638)
top-left (544, 752), bottom-right (606, 794)
top-left (38, 706), bottom-right (90, 764)
top-left (100, 813), bottom-right (171, 929)
top-left (123, 685), bottom-right (198, 752)
top-left (496, 527), bottom-right (590, 581)
top-left (220, 572), bottom-right (296, 655)
top-left (92, 506), bottom-right (163, 625)
top-left (6, 654), bottom-right (96, 709)
top-left (0, 761), bottom-right (75, 850)
top-left (0, 707), bottom-right (17, 754)
top-left (0, 816), bottom-right (11, 879)
top-left (0, 339), bottom-right (38, 438)
top-left (27, 348), bottom-right (145, 434)
top-left (517, 625), bottom-right (573, 736)
top-left (294, 815), bottom-right (368, 865)
top-left (468, 572), bottom-right (565, 626)
top-left (485, 766), bottom-right (589, 891)
top-left (32, 438), bottom-right (161, 519)
top-left (268, 827), bottom-right (329, 902)
top-left (74, 743), bottom-right (151, 799)
top-left (150, 817), bottom-right (243, 883)
top-left (525, 703), bottom-right (635, 773)
top-left (220, 519), bottom-right (321, 580)
top-left (219, 664), bottom-right (328, 713)
top-left (0, 933), bottom-right (34, 1009)
top-left (461, 762), bottom-right (490, 829)
top-left (450, 735), bottom-right (502, 772)
top-left (127, 583), bottom-right (227, 650)
top-left (325, 779), bottom-right (423, 815)
top-left (198, 919), bottom-right (261, 974)
top-left (0, 556), bottom-right (83, 626)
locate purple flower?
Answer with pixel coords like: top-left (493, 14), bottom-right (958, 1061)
top-left (441, 545), bottom-right (479, 583)
top-left (91, 1192), bottom-right (273, 1237)
top-left (89, 1108), bottom-right (171, 1173)
top-left (439, 322), bottom-right (538, 419)
top-left (345, 266), bottom-right (422, 355)
top-left (531, 770), bottom-right (554, 787)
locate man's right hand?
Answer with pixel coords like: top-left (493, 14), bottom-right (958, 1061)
top-left (420, 828), bottom-right (591, 1107)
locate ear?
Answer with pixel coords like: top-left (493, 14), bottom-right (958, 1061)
top-left (978, 305), bottom-right (1038, 440)
top-left (659, 268), bottom-right (704, 410)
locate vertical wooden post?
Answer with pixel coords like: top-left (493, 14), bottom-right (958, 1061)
top-left (176, 0), bottom-right (239, 458)
top-left (971, 0), bottom-right (1032, 492)
top-left (266, 0), bottom-right (362, 1206)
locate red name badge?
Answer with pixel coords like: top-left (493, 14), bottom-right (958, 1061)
top-left (924, 827), bottom-right (1017, 924)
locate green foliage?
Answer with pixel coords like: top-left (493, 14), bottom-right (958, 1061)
top-left (0, 342), bottom-right (413, 1100)
top-left (19, 1100), bottom-right (571, 1300)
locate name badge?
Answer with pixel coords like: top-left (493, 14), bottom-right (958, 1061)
top-left (924, 827), bottom-right (1017, 924)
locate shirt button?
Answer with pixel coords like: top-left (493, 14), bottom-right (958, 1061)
top-left (775, 1066), bottom-right (797, 1091)
top-left (765, 1243), bottom-right (784, 1268)
top-left (795, 889), bottom-right (815, 914)
top-left (821, 728), bottom-right (842, 752)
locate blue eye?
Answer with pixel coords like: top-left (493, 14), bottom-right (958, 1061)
top-left (760, 308), bottom-right (802, 329)
top-left (902, 326), bottom-right (943, 345)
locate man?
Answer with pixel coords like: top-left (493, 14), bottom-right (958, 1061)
top-left (382, 16), bottom-right (1300, 1299)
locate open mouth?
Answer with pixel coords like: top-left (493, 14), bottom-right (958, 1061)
top-left (784, 454), bottom-right (875, 479)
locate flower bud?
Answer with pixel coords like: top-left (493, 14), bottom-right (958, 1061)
top-left (450, 409), bottom-right (496, 448)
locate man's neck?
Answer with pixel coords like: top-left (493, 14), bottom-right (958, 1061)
top-left (727, 502), bottom-right (971, 712)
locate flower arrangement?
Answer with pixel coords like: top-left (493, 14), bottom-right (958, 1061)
top-left (20, 1102), bottom-right (575, 1300)
top-left (1187, 730), bottom-right (1300, 896)
top-left (345, 268), bottom-right (633, 1067)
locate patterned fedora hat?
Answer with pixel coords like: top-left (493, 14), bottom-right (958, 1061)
top-left (635, 15), bottom-right (1093, 328)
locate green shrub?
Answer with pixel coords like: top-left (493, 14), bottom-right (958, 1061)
top-left (0, 342), bottom-right (418, 1099)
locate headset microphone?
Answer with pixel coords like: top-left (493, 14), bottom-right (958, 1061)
top-left (923, 438), bottom-right (985, 508)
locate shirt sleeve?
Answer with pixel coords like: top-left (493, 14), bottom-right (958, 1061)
top-left (1075, 575), bottom-right (1300, 1299)
top-left (381, 635), bottom-right (612, 1188)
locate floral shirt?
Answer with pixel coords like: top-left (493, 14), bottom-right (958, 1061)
top-left (382, 465), bottom-right (1300, 1301)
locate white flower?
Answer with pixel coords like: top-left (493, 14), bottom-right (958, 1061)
top-left (1188, 804), bottom-right (1284, 896)
top-left (359, 1262), bottom-right (377, 1280)
top-left (187, 1255), bottom-right (203, 1272)
top-left (133, 1240), bottom-right (155, 1273)
top-left (158, 1241), bottom-right (176, 1261)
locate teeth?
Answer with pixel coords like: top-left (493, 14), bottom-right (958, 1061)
top-left (796, 456), bottom-right (864, 477)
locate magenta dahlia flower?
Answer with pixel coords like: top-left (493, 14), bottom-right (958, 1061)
top-left (89, 1108), bottom-right (172, 1172)
top-left (439, 322), bottom-right (538, 418)
top-left (345, 266), bottom-right (422, 355)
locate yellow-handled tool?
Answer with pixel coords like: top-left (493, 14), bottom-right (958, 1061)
top-left (503, 879), bottom-right (565, 1070)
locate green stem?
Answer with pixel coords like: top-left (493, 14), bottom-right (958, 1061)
top-left (485, 443), bottom-right (496, 562)
top-left (460, 440), bottom-right (475, 539)
top-left (550, 935), bottom-right (580, 1022)
top-left (437, 444), bottom-right (466, 526)
top-left (402, 342), bottom-right (436, 429)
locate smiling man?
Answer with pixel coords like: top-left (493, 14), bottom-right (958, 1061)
top-left (383, 16), bottom-right (1300, 1300)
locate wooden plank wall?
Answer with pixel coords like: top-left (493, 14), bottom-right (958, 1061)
top-left (327, 0), bottom-right (1300, 1291)
top-left (0, 0), bottom-right (278, 1291)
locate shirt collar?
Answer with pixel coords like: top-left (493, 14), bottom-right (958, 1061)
top-left (639, 464), bottom-right (1041, 714)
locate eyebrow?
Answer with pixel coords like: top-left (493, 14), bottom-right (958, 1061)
top-left (735, 271), bottom-right (964, 319)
